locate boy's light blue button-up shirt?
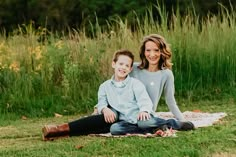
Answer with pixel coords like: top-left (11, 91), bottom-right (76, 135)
top-left (97, 75), bottom-right (153, 124)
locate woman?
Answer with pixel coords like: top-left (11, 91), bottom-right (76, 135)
top-left (130, 34), bottom-right (185, 121)
top-left (42, 34), bottom-right (191, 141)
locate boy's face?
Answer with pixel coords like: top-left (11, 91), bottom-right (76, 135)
top-left (112, 55), bottom-right (133, 81)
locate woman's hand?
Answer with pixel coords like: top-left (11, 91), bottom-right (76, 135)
top-left (137, 111), bottom-right (150, 121)
top-left (91, 107), bottom-right (98, 115)
top-left (102, 107), bottom-right (116, 123)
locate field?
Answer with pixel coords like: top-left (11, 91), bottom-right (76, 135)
top-left (0, 99), bottom-right (235, 157)
top-left (0, 5), bottom-right (236, 157)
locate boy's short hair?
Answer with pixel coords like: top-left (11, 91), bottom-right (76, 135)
top-left (113, 49), bottom-right (134, 67)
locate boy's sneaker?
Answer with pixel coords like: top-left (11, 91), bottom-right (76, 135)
top-left (179, 121), bottom-right (195, 131)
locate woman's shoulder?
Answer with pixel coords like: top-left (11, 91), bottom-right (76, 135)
top-left (161, 68), bottom-right (174, 80)
top-left (161, 68), bottom-right (173, 74)
top-left (132, 62), bottom-right (140, 70)
top-left (130, 62), bottom-right (141, 77)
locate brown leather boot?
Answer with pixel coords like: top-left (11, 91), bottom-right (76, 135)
top-left (42, 123), bottom-right (70, 141)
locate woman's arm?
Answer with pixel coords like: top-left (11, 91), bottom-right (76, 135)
top-left (164, 70), bottom-right (185, 121)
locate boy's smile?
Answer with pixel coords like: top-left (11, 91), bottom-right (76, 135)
top-left (112, 55), bottom-right (132, 81)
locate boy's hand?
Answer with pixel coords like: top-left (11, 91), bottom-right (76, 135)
top-left (102, 107), bottom-right (116, 123)
top-left (137, 111), bottom-right (150, 121)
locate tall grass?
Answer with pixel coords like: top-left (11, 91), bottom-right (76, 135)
top-left (169, 6), bottom-right (236, 101)
top-left (0, 4), bottom-right (235, 117)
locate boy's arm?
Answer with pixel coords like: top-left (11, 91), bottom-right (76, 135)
top-left (133, 80), bottom-right (153, 121)
top-left (101, 107), bottom-right (117, 123)
top-left (133, 79), bottom-right (153, 113)
top-left (97, 83), bottom-right (117, 123)
top-left (97, 84), bottom-right (108, 114)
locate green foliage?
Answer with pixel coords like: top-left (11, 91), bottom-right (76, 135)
top-left (1, 0), bottom-right (236, 34)
top-left (0, 4), bottom-right (236, 117)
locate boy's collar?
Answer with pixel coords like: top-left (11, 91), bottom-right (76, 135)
top-left (111, 75), bottom-right (130, 88)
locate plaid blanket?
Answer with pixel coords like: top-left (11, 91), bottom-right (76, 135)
top-left (155, 111), bottom-right (227, 128)
top-left (89, 111), bottom-right (227, 138)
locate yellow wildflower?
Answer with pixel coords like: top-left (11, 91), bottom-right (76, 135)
top-left (89, 56), bottom-right (94, 63)
top-left (28, 46), bottom-right (42, 60)
top-left (0, 42), bottom-right (5, 50)
top-left (54, 40), bottom-right (63, 49)
top-left (9, 61), bottom-right (20, 72)
top-left (34, 46), bottom-right (42, 60)
top-left (36, 63), bottom-right (42, 71)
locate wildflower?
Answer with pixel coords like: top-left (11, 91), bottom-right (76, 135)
top-left (54, 40), bottom-right (63, 49)
top-left (28, 46), bottom-right (42, 60)
top-left (0, 63), bottom-right (7, 69)
top-left (36, 63), bottom-right (42, 71)
top-left (89, 56), bottom-right (93, 63)
top-left (110, 30), bottom-right (115, 37)
top-left (34, 46), bottom-right (42, 60)
top-left (0, 41), bottom-right (5, 50)
top-left (9, 61), bottom-right (20, 72)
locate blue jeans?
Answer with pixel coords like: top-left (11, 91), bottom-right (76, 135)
top-left (110, 115), bottom-right (181, 135)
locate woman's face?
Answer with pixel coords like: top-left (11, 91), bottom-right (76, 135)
top-left (144, 41), bottom-right (161, 66)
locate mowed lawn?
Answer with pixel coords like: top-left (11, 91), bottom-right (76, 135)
top-left (0, 99), bottom-right (235, 157)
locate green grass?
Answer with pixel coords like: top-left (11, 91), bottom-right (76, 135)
top-left (0, 99), bottom-right (235, 157)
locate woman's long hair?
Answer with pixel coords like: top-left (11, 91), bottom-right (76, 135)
top-left (138, 34), bottom-right (173, 70)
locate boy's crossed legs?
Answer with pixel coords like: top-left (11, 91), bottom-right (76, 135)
top-left (110, 115), bottom-right (194, 135)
